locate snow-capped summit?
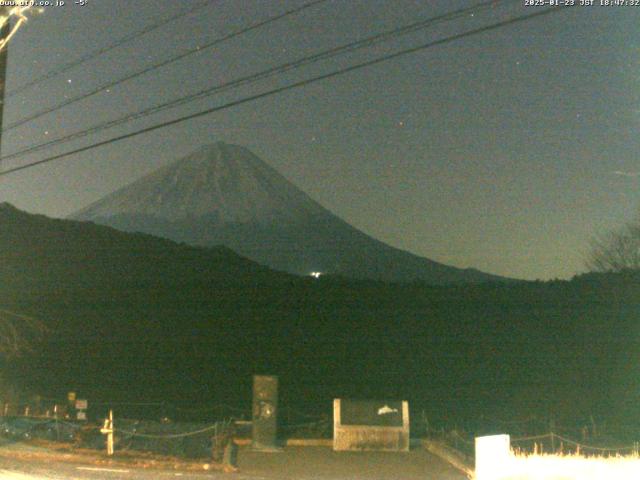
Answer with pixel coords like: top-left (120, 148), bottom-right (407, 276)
top-left (73, 142), bottom-right (326, 224)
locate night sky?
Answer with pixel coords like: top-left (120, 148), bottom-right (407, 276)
top-left (0, 0), bottom-right (637, 280)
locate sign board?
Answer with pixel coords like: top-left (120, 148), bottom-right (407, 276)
top-left (340, 399), bottom-right (404, 427)
top-left (75, 399), bottom-right (88, 410)
top-left (77, 411), bottom-right (87, 421)
top-left (333, 398), bottom-right (409, 451)
top-left (67, 392), bottom-right (76, 402)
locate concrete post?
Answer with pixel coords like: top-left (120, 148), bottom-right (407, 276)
top-left (252, 375), bottom-right (279, 451)
top-left (475, 434), bottom-right (511, 480)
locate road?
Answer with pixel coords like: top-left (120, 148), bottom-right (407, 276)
top-left (0, 445), bottom-right (469, 479)
top-left (0, 455), bottom-right (238, 479)
top-left (0, 456), bottom-right (229, 479)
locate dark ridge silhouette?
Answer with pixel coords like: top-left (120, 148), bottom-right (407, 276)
top-left (2, 203), bottom-right (638, 431)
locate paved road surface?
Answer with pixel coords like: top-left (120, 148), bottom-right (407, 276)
top-left (0, 457), bottom-right (227, 479)
top-left (0, 445), bottom-right (468, 480)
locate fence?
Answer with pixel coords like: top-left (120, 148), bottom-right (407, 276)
top-left (0, 396), bottom-right (331, 461)
top-left (511, 432), bottom-right (640, 456)
top-left (0, 409), bottom-right (236, 462)
top-left (475, 434), bottom-right (640, 480)
top-left (440, 428), bottom-right (640, 458)
top-left (0, 416), bottom-right (80, 442)
top-left (0, 398), bottom-right (252, 422)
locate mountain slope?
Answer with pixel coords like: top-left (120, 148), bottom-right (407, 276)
top-left (0, 202), bottom-right (299, 401)
top-left (0, 201), bottom-right (291, 305)
top-left (71, 142), bottom-right (508, 284)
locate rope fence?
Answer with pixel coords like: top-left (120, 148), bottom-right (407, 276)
top-left (4, 396), bottom-right (639, 459)
top-left (436, 428), bottom-right (640, 459)
top-left (117, 422), bottom-right (223, 439)
top-left (511, 432), bottom-right (640, 455)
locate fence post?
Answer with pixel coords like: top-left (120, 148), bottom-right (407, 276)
top-left (589, 415), bottom-right (597, 438)
top-left (107, 409), bottom-right (114, 456)
top-left (100, 409), bottom-right (114, 456)
top-left (475, 434), bottom-right (511, 480)
top-left (421, 409), bottom-right (429, 436)
top-left (223, 420), bottom-right (238, 468)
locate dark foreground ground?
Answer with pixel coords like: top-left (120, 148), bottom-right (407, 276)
top-left (0, 442), bottom-right (468, 480)
top-left (236, 446), bottom-right (467, 480)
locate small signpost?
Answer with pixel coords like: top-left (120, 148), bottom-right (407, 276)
top-left (100, 409), bottom-right (114, 456)
top-left (75, 399), bottom-right (88, 421)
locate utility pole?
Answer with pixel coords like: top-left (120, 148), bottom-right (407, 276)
top-left (0, 6), bottom-right (10, 160)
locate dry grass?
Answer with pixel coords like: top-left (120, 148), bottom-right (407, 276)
top-left (476, 451), bottom-right (640, 480)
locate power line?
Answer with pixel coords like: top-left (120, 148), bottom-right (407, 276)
top-left (0, 5), bottom-right (570, 178)
top-left (1, 0), bottom-right (330, 132)
top-left (0, 0), bottom-right (510, 163)
top-left (2, 0), bottom-right (219, 100)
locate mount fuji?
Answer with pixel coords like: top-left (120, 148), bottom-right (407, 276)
top-left (71, 142), bottom-right (506, 284)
